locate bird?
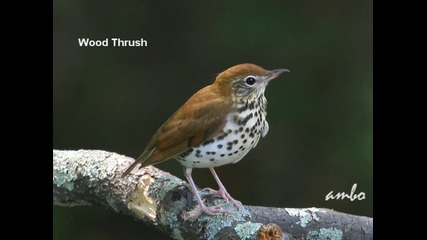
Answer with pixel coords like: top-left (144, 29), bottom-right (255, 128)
top-left (122, 63), bottom-right (289, 215)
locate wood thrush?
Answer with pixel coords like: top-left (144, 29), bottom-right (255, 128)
top-left (122, 63), bottom-right (289, 215)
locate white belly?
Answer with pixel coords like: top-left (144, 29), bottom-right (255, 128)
top-left (176, 110), bottom-right (268, 168)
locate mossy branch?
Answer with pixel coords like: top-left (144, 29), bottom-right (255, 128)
top-left (53, 149), bottom-right (373, 240)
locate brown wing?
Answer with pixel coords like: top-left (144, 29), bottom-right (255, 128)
top-left (122, 85), bottom-right (233, 177)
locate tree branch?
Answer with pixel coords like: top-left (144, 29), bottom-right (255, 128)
top-left (53, 149), bottom-right (373, 240)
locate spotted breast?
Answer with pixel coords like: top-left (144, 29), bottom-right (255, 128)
top-left (176, 96), bottom-right (268, 168)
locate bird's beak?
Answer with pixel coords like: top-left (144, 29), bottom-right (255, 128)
top-left (266, 68), bottom-right (290, 81)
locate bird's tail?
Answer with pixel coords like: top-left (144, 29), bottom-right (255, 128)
top-left (121, 148), bottom-right (156, 177)
top-left (121, 160), bottom-right (141, 177)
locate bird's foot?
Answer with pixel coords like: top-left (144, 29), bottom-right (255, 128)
top-left (183, 202), bottom-right (232, 220)
top-left (203, 187), bottom-right (242, 209)
top-left (200, 203), bottom-right (233, 215)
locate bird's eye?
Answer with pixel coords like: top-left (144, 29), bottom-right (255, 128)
top-left (245, 76), bottom-right (256, 86)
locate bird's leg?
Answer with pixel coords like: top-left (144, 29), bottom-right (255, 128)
top-left (183, 168), bottom-right (232, 215)
top-left (203, 167), bottom-right (242, 209)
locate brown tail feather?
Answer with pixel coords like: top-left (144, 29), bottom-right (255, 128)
top-left (121, 148), bottom-right (156, 177)
top-left (121, 160), bottom-right (141, 177)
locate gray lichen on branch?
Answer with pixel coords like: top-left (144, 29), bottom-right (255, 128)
top-left (53, 149), bottom-right (373, 240)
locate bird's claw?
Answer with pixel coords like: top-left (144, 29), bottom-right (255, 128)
top-left (202, 187), bottom-right (242, 209)
top-left (200, 203), bottom-right (233, 215)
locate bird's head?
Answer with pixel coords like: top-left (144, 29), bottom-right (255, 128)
top-left (213, 63), bottom-right (289, 101)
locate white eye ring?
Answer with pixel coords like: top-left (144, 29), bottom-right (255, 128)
top-left (245, 76), bottom-right (257, 86)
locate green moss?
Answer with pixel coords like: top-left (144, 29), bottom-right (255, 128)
top-left (234, 222), bottom-right (262, 239)
top-left (286, 207), bottom-right (324, 227)
top-left (155, 178), bottom-right (186, 201)
top-left (205, 217), bottom-right (234, 240)
top-left (53, 150), bottom-right (124, 191)
top-left (307, 227), bottom-right (343, 240)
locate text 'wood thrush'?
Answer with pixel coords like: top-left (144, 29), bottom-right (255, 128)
top-left (122, 63), bottom-right (289, 215)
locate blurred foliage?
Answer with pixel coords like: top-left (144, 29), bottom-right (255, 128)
top-left (53, 0), bottom-right (372, 239)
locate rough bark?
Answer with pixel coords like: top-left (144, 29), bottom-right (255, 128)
top-left (53, 149), bottom-right (373, 240)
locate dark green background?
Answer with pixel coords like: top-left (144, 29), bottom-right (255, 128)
top-left (53, 1), bottom-right (372, 239)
